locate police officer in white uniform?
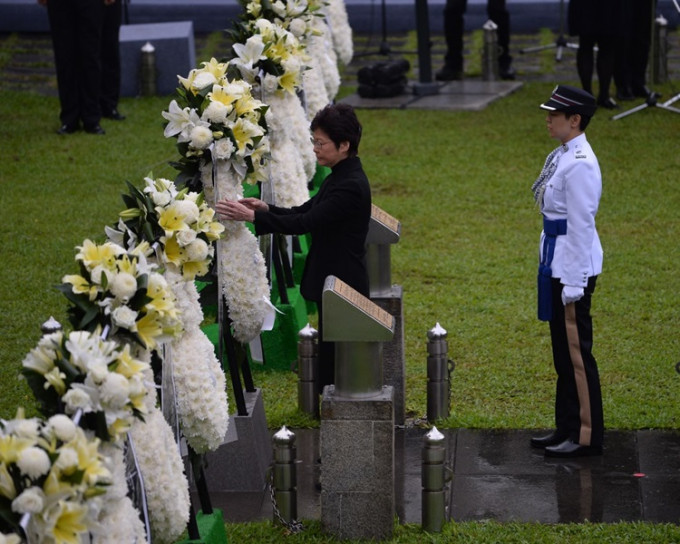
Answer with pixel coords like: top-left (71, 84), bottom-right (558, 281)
top-left (529, 85), bottom-right (604, 458)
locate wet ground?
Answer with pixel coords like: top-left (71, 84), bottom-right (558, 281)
top-left (203, 427), bottom-right (680, 525)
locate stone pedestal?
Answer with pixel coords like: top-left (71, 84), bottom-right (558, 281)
top-left (371, 285), bottom-right (405, 426)
top-left (199, 388), bottom-right (271, 492)
top-left (320, 385), bottom-right (395, 541)
top-left (119, 21), bottom-right (196, 97)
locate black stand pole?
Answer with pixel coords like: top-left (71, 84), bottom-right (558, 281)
top-left (413, 0), bottom-right (439, 95)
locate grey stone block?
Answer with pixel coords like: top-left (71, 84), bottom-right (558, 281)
top-left (119, 21), bottom-right (195, 97)
top-left (320, 386), bottom-right (395, 540)
top-left (198, 388), bottom-right (272, 492)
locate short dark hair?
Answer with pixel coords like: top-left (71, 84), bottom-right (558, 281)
top-left (565, 112), bottom-right (592, 131)
top-left (310, 103), bottom-right (362, 156)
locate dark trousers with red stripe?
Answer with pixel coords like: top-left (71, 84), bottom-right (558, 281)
top-left (549, 276), bottom-right (604, 448)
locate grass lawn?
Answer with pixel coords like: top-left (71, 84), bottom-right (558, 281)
top-left (1, 29), bottom-right (679, 543)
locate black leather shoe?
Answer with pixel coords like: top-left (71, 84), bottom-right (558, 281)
top-left (597, 97), bottom-right (619, 109)
top-left (530, 431), bottom-right (569, 449)
top-left (84, 124), bottom-right (106, 135)
top-left (435, 65), bottom-right (463, 81)
top-left (103, 109), bottom-right (126, 121)
top-left (616, 89), bottom-right (635, 101)
top-left (499, 60), bottom-right (516, 81)
top-left (632, 85), bottom-right (652, 98)
top-left (57, 123), bottom-right (78, 135)
top-left (544, 439), bottom-right (602, 458)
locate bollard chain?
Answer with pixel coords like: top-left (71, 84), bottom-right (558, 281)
top-left (268, 467), bottom-right (304, 535)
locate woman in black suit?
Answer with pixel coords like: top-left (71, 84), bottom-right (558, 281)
top-left (216, 103), bottom-right (372, 392)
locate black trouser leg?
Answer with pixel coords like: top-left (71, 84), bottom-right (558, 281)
top-left (442, 0), bottom-right (467, 70)
top-left (576, 35), bottom-right (596, 94)
top-left (100, 0), bottom-right (122, 114)
top-left (487, 0), bottom-right (511, 64)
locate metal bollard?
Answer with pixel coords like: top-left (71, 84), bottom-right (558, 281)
top-left (482, 19), bottom-right (500, 81)
top-left (422, 426), bottom-right (447, 533)
top-left (651, 15), bottom-right (668, 84)
top-left (426, 323), bottom-right (453, 422)
top-left (297, 324), bottom-right (319, 417)
top-left (41, 316), bottom-right (62, 335)
top-left (140, 41), bottom-right (157, 97)
top-left (272, 426), bottom-right (297, 525)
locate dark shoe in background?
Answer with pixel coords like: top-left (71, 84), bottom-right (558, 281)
top-left (57, 123), bottom-right (79, 135)
top-left (544, 439), bottom-right (603, 458)
top-left (499, 59), bottom-right (516, 80)
top-left (103, 108), bottom-right (126, 121)
top-left (597, 97), bottom-right (619, 109)
top-left (435, 65), bottom-right (463, 81)
top-left (84, 124), bottom-right (106, 135)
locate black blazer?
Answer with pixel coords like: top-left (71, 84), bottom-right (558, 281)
top-left (254, 156), bottom-right (372, 303)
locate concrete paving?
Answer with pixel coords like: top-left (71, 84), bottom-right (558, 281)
top-left (198, 427), bottom-right (680, 525)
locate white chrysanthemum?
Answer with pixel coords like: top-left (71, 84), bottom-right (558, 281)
top-left (202, 100), bottom-right (229, 125)
top-left (303, 61), bottom-right (330, 120)
top-left (174, 199), bottom-right (201, 224)
top-left (289, 17), bottom-right (307, 37)
top-left (185, 238), bottom-right (209, 262)
top-left (54, 446), bottom-right (79, 471)
top-left (171, 327), bottom-right (229, 453)
top-left (11, 487), bottom-right (45, 514)
top-left (129, 408), bottom-right (190, 544)
top-left (265, 93), bottom-right (313, 206)
top-left (213, 137), bottom-right (236, 161)
top-left (110, 272), bottom-right (137, 302)
top-left (175, 228), bottom-right (197, 247)
top-left (16, 447), bottom-right (51, 480)
top-left (200, 163), bottom-right (271, 342)
top-left (47, 414), bottom-right (77, 442)
top-left (326, 0), bottom-right (353, 65)
top-left (190, 125), bottom-right (214, 150)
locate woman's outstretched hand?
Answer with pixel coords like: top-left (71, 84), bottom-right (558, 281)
top-left (215, 198), bottom-right (268, 222)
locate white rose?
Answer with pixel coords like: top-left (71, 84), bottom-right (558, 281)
top-left (189, 125), bottom-right (213, 150)
top-left (213, 138), bottom-right (236, 160)
top-left (110, 272), bottom-right (137, 302)
top-left (11, 487), bottom-right (45, 514)
top-left (175, 229), bottom-right (197, 247)
top-left (47, 414), bottom-right (77, 442)
top-left (16, 447), bottom-right (51, 480)
top-left (62, 387), bottom-right (94, 412)
top-left (54, 447), bottom-right (79, 471)
top-left (289, 18), bottom-right (307, 37)
top-left (255, 18), bottom-right (274, 35)
top-left (100, 373), bottom-right (131, 409)
top-left (192, 71), bottom-right (217, 91)
top-left (151, 190), bottom-right (172, 207)
top-left (112, 306), bottom-right (138, 330)
top-left (263, 73), bottom-right (280, 94)
top-left (185, 239), bottom-right (209, 262)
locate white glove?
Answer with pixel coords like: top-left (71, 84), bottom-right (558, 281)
top-left (561, 285), bottom-right (584, 305)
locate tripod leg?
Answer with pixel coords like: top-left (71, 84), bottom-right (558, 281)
top-left (611, 102), bottom-right (650, 120)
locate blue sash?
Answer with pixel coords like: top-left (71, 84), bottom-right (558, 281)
top-left (537, 217), bottom-right (567, 321)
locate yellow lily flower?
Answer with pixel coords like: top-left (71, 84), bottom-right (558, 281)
top-left (48, 501), bottom-right (88, 544)
top-left (278, 70), bottom-right (300, 95)
top-left (159, 203), bottom-right (190, 235)
top-left (163, 235), bottom-right (185, 266)
top-left (0, 462), bottom-right (17, 499)
top-left (135, 313), bottom-right (163, 349)
top-left (62, 274), bottom-right (98, 301)
top-left (75, 239), bottom-right (122, 270)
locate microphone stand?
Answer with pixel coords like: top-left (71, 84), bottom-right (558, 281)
top-left (612, 0), bottom-right (680, 119)
top-left (519, 0), bottom-right (578, 61)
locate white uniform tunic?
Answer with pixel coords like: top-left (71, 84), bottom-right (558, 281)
top-left (539, 132), bottom-right (603, 287)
